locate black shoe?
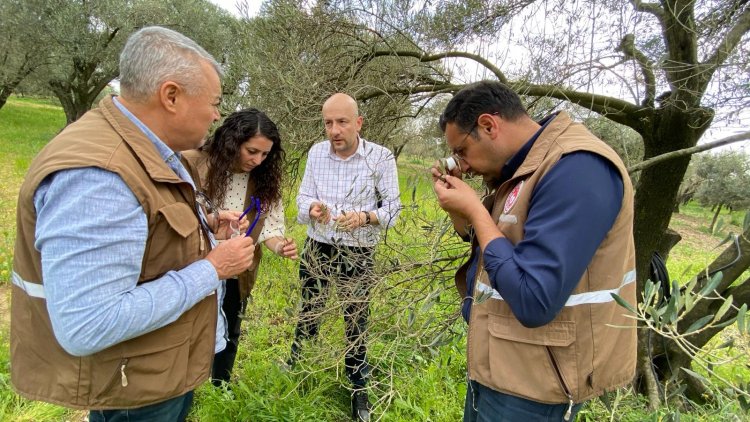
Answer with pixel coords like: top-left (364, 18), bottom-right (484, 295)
top-left (351, 390), bottom-right (370, 422)
top-left (280, 341), bottom-right (301, 372)
top-left (279, 356), bottom-right (296, 373)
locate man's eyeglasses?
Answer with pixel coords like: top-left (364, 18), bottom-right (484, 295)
top-left (450, 112), bottom-right (499, 160)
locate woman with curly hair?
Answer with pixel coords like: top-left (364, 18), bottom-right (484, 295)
top-left (184, 108), bottom-right (298, 386)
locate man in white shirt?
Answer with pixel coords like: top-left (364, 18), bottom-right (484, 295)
top-left (289, 93), bottom-right (401, 422)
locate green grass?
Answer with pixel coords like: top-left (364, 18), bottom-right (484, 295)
top-left (0, 96), bottom-right (748, 421)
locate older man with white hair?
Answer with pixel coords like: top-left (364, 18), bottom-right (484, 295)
top-left (10, 26), bottom-right (255, 421)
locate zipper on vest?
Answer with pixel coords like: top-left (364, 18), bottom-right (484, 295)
top-left (199, 230), bottom-right (205, 253)
top-left (120, 358), bottom-right (129, 387)
top-left (466, 260), bottom-right (484, 379)
top-left (545, 347), bottom-right (574, 421)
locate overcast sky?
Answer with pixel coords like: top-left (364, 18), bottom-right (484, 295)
top-left (209, 0), bottom-right (259, 17)
top-left (205, 0), bottom-right (746, 151)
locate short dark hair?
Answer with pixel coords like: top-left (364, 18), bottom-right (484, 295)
top-left (439, 80), bottom-right (527, 135)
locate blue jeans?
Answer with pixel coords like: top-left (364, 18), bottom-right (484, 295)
top-left (464, 380), bottom-right (583, 422)
top-left (88, 391), bottom-right (194, 422)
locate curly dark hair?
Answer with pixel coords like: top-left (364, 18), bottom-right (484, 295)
top-left (201, 108), bottom-right (285, 211)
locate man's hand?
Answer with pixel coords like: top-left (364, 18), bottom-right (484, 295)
top-left (433, 174), bottom-right (485, 222)
top-left (205, 235), bottom-right (255, 279)
top-left (309, 202), bottom-right (332, 224)
top-left (430, 159), bottom-right (462, 183)
top-left (334, 211), bottom-right (366, 232)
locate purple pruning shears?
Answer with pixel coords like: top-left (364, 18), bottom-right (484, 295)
top-left (238, 196), bottom-right (262, 237)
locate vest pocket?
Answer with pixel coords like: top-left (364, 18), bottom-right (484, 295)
top-left (89, 320), bottom-right (192, 407)
top-left (141, 202), bottom-right (201, 281)
top-left (486, 313), bottom-right (579, 403)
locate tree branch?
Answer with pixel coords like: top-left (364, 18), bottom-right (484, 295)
top-left (355, 50), bottom-right (508, 84)
top-left (617, 34), bottom-right (657, 107)
top-left (628, 131), bottom-right (750, 174)
top-left (700, 6), bottom-right (750, 89)
top-left (630, 0), bottom-right (665, 23)
top-left (513, 83), bottom-right (644, 128)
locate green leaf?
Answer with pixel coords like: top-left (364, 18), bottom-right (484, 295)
top-left (643, 280), bottom-right (655, 304)
top-left (711, 318), bottom-right (739, 329)
top-left (685, 314), bottom-right (714, 334)
top-left (475, 288), bottom-right (493, 304)
top-left (685, 276), bottom-right (698, 294)
top-left (737, 303), bottom-right (747, 334)
top-left (699, 271), bottom-right (723, 297)
top-left (713, 295), bottom-right (733, 322)
top-left (611, 293), bottom-right (636, 314)
top-left (665, 284), bottom-right (679, 324)
top-left (743, 210), bottom-right (750, 231)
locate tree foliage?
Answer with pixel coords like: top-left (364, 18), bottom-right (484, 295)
top-left (0, 0), bottom-right (54, 110)
top-left (5, 0), bottom-right (238, 124)
top-left (693, 151), bottom-right (750, 231)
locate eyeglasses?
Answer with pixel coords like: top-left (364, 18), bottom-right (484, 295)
top-left (195, 191), bottom-right (219, 234)
top-left (450, 112), bottom-right (499, 160)
top-left (238, 196), bottom-right (263, 237)
top-left (451, 123), bottom-right (477, 161)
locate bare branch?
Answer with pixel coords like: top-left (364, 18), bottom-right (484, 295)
top-left (617, 34), bottom-right (657, 107)
top-left (513, 83), bottom-right (644, 129)
top-left (700, 6), bottom-right (750, 88)
top-left (355, 50), bottom-right (508, 83)
top-left (628, 131), bottom-right (750, 174)
top-left (630, 0), bottom-right (665, 23)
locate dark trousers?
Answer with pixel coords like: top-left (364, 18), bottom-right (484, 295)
top-left (212, 278), bottom-right (246, 386)
top-left (88, 391), bottom-right (193, 422)
top-left (292, 238), bottom-right (375, 389)
top-left (464, 380), bottom-right (583, 422)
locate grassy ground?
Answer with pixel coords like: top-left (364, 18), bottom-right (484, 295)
top-left (0, 96), bottom-right (748, 421)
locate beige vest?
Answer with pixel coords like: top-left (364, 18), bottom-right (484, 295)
top-left (459, 112), bottom-right (637, 404)
top-left (182, 149), bottom-right (267, 300)
top-left (11, 96), bottom-right (217, 410)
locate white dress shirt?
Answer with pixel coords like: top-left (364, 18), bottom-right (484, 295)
top-left (296, 137), bottom-right (401, 247)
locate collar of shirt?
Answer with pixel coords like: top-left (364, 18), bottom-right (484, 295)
top-left (327, 136), bottom-right (366, 161)
top-left (111, 97), bottom-right (196, 191)
top-left (498, 112), bottom-right (558, 184)
top-left (112, 97), bottom-right (215, 248)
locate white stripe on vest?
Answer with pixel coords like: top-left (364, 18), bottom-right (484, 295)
top-left (11, 271), bottom-right (46, 299)
top-left (476, 269), bottom-right (636, 306)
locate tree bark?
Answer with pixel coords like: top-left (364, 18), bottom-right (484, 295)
top-left (710, 203), bottom-right (723, 233)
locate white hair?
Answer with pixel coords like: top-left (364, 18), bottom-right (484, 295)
top-left (119, 26), bottom-right (223, 102)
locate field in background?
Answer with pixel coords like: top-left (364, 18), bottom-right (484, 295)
top-left (0, 97), bottom-right (747, 421)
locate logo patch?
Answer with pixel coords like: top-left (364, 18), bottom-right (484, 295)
top-left (503, 181), bottom-right (524, 214)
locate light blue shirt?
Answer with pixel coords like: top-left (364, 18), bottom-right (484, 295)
top-left (34, 97), bottom-right (226, 356)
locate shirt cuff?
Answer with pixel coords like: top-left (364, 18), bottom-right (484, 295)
top-left (297, 198), bottom-right (314, 224)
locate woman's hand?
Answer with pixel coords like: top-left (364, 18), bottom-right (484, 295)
top-left (266, 236), bottom-right (298, 260)
top-left (213, 210), bottom-right (248, 240)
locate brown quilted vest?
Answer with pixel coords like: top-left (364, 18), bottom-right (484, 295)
top-left (457, 112), bottom-right (637, 405)
top-left (11, 96), bottom-right (217, 410)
